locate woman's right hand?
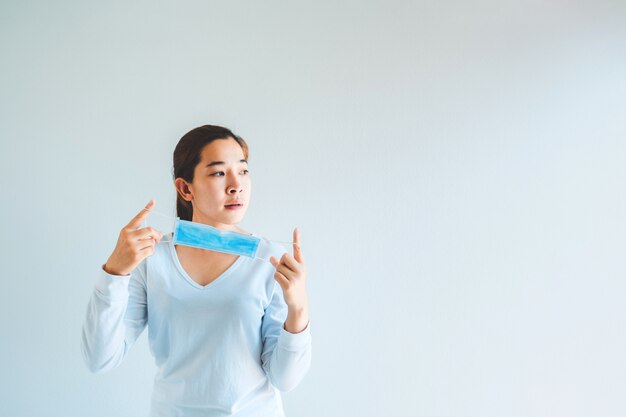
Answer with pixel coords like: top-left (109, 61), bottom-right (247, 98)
top-left (103, 199), bottom-right (163, 276)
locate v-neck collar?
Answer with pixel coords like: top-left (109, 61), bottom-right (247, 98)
top-left (168, 235), bottom-right (247, 290)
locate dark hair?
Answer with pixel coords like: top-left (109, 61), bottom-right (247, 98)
top-left (173, 125), bottom-right (249, 221)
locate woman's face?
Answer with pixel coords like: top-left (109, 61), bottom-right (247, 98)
top-left (178, 137), bottom-right (251, 231)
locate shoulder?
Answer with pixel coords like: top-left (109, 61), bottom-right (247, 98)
top-left (144, 234), bottom-right (175, 274)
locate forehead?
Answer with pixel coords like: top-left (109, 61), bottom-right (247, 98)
top-left (199, 138), bottom-right (245, 162)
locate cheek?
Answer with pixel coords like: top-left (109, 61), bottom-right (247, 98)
top-left (199, 181), bottom-right (222, 197)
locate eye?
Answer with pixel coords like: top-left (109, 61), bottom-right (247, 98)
top-left (241, 169), bottom-right (249, 175)
top-left (210, 171), bottom-right (225, 177)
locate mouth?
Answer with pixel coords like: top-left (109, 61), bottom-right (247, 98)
top-left (224, 203), bottom-right (244, 210)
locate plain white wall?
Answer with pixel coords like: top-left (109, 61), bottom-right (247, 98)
top-left (1, 1), bottom-right (625, 416)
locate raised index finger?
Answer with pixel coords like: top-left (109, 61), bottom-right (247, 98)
top-left (293, 227), bottom-right (304, 263)
top-left (125, 199), bottom-right (155, 230)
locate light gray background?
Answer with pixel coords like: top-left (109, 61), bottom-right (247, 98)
top-left (1, 1), bottom-right (625, 416)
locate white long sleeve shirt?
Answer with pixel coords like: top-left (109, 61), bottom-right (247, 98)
top-left (81, 234), bottom-right (312, 417)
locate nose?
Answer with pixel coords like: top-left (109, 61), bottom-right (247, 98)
top-left (227, 176), bottom-right (243, 195)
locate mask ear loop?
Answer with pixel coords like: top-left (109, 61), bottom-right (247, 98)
top-left (139, 207), bottom-right (177, 243)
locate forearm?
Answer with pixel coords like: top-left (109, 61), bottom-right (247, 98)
top-left (284, 304), bottom-right (309, 334)
top-left (81, 267), bottom-right (146, 373)
top-left (81, 279), bottom-right (130, 373)
top-left (264, 314), bottom-right (312, 392)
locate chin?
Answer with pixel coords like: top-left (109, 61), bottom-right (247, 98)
top-left (222, 212), bottom-right (246, 224)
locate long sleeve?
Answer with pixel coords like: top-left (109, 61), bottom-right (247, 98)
top-left (81, 260), bottom-right (148, 373)
top-left (260, 281), bottom-right (312, 392)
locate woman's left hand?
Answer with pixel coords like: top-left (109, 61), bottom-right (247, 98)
top-left (270, 228), bottom-right (309, 312)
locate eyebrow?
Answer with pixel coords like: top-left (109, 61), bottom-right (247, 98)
top-left (205, 159), bottom-right (248, 168)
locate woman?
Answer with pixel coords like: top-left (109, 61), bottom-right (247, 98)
top-left (81, 125), bottom-right (312, 417)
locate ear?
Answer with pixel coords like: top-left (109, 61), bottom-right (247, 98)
top-left (174, 178), bottom-right (193, 202)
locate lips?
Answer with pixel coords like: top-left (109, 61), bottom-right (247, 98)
top-left (224, 202), bottom-right (243, 207)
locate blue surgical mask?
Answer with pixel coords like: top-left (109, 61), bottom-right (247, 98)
top-left (172, 218), bottom-right (266, 258)
top-left (141, 207), bottom-right (290, 262)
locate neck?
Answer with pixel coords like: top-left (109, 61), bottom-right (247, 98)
top-left (191, 214), bottom-right (237, 232)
